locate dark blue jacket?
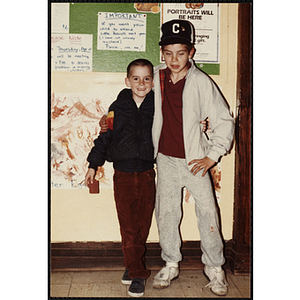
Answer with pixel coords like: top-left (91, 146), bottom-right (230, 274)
top-left (87, 89), bottom-right (154, 173)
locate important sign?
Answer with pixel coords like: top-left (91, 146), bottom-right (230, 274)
top-left (97, 12), bottom-right (147, 51)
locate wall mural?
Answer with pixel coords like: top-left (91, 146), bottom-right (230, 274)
top-left (51, 93), bottom-right (113, 190)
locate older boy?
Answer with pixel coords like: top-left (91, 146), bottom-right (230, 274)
top-left (152, 20), bottom-right (234, 296)
top-left (85, 59), bottom-right (155, 297)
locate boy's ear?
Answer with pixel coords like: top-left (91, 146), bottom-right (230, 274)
top-left (189, 47), bottom-right (195, 59)
top-left (125, 77), bottom-right (131, 87)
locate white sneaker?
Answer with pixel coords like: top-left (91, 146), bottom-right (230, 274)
top-left (204, 266), bottom-right (229, 296)
top-left (153, 263), bottom-right (179, 289)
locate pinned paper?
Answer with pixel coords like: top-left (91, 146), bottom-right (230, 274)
top-left (51, 3), bottom-right (69, 33)
top-left (97, 12), bottom-right (147, 51)
top-left (51, 34), bottom-right (93, 72)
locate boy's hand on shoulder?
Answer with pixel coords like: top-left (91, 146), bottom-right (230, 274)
top-left (200, 119), bottom-right (210, 132)
top-left (99, 114), bottom-right (108, 132)
top-left (188, 157), bottom-right (216, 177)
top-left (85, 168), bottom-right (96, 187)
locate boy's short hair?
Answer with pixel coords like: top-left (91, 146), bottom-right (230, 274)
top-left (159, 19), bottom-right (195, 47)
top-left (127, 59), bottom-right (154, 78)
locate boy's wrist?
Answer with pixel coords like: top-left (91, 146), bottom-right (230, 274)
top-left (207, 152), bottom-right (218, 164)
top-left (88, 164), bottom-right (98, 172)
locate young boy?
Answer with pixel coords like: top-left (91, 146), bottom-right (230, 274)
top-left (151, 20), bottom-right (234, 296)
top-left (85, 59), bottom-right (156, 298)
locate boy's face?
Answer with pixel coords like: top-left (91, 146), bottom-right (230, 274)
top-left (125, 65), bottom-right (154, 102)
top-left (161, 44), bottom-right (195, 76)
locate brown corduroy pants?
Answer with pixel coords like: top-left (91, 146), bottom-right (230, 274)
top-left (113, 169), bottom-right (156, 279)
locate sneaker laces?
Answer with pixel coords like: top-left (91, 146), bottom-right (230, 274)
top-left (205, 270), bottom-right (229, 289)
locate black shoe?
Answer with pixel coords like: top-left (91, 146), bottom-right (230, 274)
top-left (128, 277), bottom-right (145, 297)
top-left (121, 268), bottom-right (132, 285)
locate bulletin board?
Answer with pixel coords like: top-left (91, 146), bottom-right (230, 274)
top-left (69, 2), bottom-right (161, 72)
top-left (67, 2), bottom-right (220, 75)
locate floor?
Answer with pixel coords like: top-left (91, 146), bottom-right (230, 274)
top-left (50, 269), bottom-right (251, 298)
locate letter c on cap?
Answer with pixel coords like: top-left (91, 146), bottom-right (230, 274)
top-left (172, 23), bottom-right (180, 34)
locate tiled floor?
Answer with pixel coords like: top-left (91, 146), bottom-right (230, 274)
top-left (50, 269), bottom-right (251, 298)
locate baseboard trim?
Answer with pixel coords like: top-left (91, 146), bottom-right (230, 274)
top-left (51, 240), bottom-right (250, 275)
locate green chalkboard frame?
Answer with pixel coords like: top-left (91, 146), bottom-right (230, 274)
top-left (69, 3), bottom-right (219, 75)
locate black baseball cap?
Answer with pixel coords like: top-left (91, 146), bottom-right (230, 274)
top-left (159, 19), bottom-right (195, 46)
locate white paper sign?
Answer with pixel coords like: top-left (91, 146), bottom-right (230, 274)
top-left (51, 3), bottom-right (69, 33)
top-left (162, 3), bottom-right (220, 63)
top-left (51, 34), bottom-right (93, 72)
top-left (97, 12), bottom-right (146, 51)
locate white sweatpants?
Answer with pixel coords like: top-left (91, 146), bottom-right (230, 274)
top-left (155, 153), bottom-right (225, 267)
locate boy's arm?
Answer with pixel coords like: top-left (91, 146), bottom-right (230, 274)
top-left (188, 81), bottom-right (234, 176)
top-left (87, 128), bottom-right (113, 170)
top-left (100, 114), bottom-right (208, 133)
top-left (188, 119), bottom-right (212, 177)
top-left (204, 81), bottom-right (235, 162)
top-left (85, 111), bottom-right (114, 185)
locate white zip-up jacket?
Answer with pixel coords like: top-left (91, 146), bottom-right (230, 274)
top-left (152, 59), bottom-right (234, 169)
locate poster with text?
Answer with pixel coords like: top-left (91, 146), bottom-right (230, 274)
top-left (161, 3), bottom-right (220, 63)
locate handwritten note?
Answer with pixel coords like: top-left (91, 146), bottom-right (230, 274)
top-left (97, 12), bottom-right (146, 51)
top-left (51, 34), bottom-right (93, 72)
